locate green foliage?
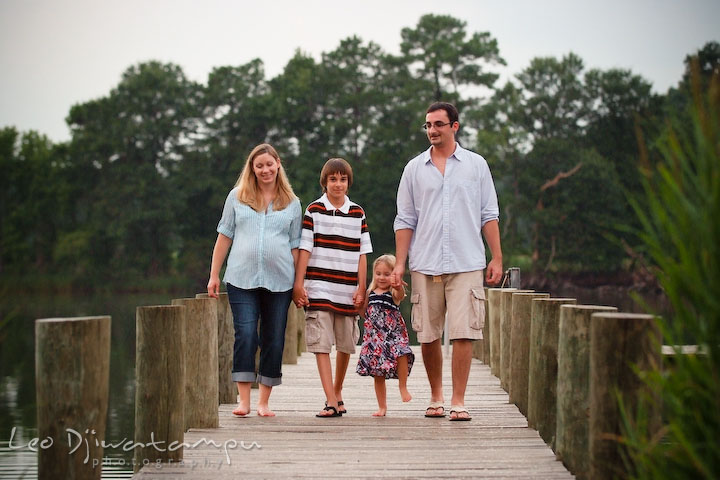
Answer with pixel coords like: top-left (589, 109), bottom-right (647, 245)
top-left (513, 53), bottom-right (588, 141)
top-left (621, 62), bottom-right (720, 479)
top-left (66, 61), bottom-right (202, 278)
top-left (0, 128), bottom-right (66, 272)
top-left (400, 14), bottom-right (504, 102)
top-left (519, 139), bottom-right (627, 271)
top-left (473, 50), bottom-right (662, 271)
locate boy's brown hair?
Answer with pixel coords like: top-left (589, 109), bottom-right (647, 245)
top-left (319, 157), bottom-right (353, 192)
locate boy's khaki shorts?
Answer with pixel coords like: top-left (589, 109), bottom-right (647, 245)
top-left (410, 270), bottom-right (485, 343)
top-left (305, 310), bottom-right (360, 354)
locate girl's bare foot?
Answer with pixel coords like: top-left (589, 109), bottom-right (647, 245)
top-left (372, 408), bottom-right (387, 417)
top-left (400, 387), bottom-right (412, 402)
top-left (257, 405), bottom-right (275, 417)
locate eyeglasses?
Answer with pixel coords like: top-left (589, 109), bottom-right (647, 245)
top-left (422, 121), bottom-right (453, 130)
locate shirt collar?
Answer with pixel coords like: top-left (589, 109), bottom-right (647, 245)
top-left (320, 193), bottom-right (351, 213)
top-left (423, 142), bottom-right (465, 163)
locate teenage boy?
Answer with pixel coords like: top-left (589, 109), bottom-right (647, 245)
top-left (293, 157), bottom-right (373, 417)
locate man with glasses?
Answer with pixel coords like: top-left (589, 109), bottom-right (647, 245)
top-left (391, 101), bottom-right (503, 421)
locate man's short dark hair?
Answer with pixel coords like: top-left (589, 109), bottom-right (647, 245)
top-left (427, 102), bottom-right (459, 124)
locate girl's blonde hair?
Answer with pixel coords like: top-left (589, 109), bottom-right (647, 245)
top-left (368, 254), bottom-right (402, 297)
top-left (235, 143), bottom-right (297, 211)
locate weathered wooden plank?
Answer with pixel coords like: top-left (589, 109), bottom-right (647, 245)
top-left (134, 349), bottom-right (572, 479)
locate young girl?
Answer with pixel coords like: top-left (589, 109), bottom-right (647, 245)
top-left (356, 254), bottom-right (415, 416)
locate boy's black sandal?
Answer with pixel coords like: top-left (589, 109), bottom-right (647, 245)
top-left (324, 400), bottom-right (346, 414)
top-left (316, 405), bottom-right (342, 417)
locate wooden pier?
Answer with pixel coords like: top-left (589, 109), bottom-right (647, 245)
top-left (133, 349), bottom-right (572, 479)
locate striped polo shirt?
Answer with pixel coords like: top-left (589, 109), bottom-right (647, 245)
top-left (299, 193), bottom-right (373, 315)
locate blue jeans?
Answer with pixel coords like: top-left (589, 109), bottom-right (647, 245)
top-left (226, 284), bottom-right (291, 387)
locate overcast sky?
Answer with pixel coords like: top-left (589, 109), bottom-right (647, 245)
top-left (1, 0), bottom-right (718, 142)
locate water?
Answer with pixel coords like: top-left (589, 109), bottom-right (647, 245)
top-left (0, 291), bottom-right (178, 479)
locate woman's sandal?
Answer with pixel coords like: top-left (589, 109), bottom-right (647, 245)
top-left (316, 405), bottom-right (342, 418)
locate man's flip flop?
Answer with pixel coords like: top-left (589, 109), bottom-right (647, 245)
top-left (449, 406), bottom-right (472, 421)
top-left (425, 402), bottom-right (445, 418)
top-left (316, 405), bottom-right (342, 418)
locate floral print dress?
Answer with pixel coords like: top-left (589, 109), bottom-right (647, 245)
top-left (356, 290), bottom-right (415, 379)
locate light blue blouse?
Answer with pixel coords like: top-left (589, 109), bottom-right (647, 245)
top-left (217, 187), bottom-right (302, 292)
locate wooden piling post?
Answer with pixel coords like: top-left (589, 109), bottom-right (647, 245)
top-left (589, 313), bottom-right (661, 480)
top-left (488, 288), bottom-right (509, 376)
top-left (35, 316), bottom-right (111, 480)
top-left (171, 297), bottom-right (219, 430)
top-left (500, 289), bottom-right (533, 391)
top-left (527, 297), bottom-right (576, 447)
top-left (508, 292), bottom-right (549, 415)
top-left (134, 305), bottom-right (186, 470)
top-left (555, 305), bottom-right (617, 478)
top-left (196, 293), bottom-right (235, 404)
top-left (283, 303), bottom-right (298, 364)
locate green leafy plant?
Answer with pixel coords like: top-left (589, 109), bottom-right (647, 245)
top-left (621, 62), bottom-right (720, 479)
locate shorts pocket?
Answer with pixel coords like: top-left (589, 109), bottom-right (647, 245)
top-left (305, 312), bottom-right (321, 345)
top-left (470, 287), bottom-right (485, 330)
top-left (410, 293), bottom-right (422, 332)
top-left (352, 316), bottom-right (360, 345)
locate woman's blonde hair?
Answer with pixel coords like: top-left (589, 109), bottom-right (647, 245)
top-left (368, 254), bottom-right (399, 295)
top-left (235, 143), bottom-right (297, 211)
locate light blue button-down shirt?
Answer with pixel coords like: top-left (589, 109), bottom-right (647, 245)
top-left (393, 143), bottom-right (499, 276)
top-left (217, 187), bottom-right (302, 292)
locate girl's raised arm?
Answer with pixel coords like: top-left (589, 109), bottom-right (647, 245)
top-left (391, 283), bottom-right (406, 305)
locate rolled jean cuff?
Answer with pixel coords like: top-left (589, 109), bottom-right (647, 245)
top-left (256, 374), bottom-right (282, 387)
top-left (232, 371), bottom-right (256, 383)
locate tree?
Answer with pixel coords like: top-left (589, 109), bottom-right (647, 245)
top-left (474, 53), bottom-right (659, 272)
top-left (584, 68), bottom-right (660, 195)
top-left (400, 14), bottom-right (505, 102)
top-left (0, 128), bottom-right (64, 272)
top-left (513, 52), bottom-right (589, 142)
top-left (66, 61), bottom-right (202, 278)
top-left (514, 138), bottom-right (626, 271)
top-left (316, 36), bottom-right (386, 163)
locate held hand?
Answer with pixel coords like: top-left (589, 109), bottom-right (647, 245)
top-left (485, 258), bottom-right (503, 286)
top-left (292, 284), bottom-right (309, 308)
top-left (391, 280), bottom-right (408, 294)
top-left (352, 287), bottom-right (365, 309)
top-left (391, 265), bottom-right (406, 288)
top-left (207, 277), bottom-right (220, 299)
